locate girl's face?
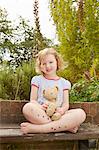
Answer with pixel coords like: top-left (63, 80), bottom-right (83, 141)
top-left (40, 54), bottom-right (57, 76)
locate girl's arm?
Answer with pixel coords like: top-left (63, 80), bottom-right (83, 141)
top-left (56, 90), bottom-right (69, 115)
top-left (30, 85), bottom-right (47, 110)
top-left (30, 85), bottom-right (38, 102)
top-left (62, 90), bottom-right (69, 110)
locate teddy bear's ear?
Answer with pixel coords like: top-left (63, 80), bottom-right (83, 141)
top-left (43, 89), bottom-right (45, 94)
top-left (55, 86), bottom-right (58, 91)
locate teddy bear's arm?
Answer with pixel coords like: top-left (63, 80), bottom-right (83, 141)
top-left (42, 103), bottom-right (48, 110)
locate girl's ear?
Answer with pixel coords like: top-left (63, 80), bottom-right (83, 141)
top-left (43, 90), bottom-right (45, 94)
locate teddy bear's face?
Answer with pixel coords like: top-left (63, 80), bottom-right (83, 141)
top-left (43, 86), bottom-right (58, 102)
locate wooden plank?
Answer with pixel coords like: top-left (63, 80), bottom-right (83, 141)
top-left (0, 129), bottom-right (99, 143)
top-left (0, 141), bottom-right (79, 150)
top-left (0, 123), bottom-right (99, 144)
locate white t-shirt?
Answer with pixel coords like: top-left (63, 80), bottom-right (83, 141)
top-left (31, 75), bottom-right (71, 107)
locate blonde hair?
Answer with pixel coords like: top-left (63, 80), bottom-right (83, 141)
top-left (35, 48), bottom-right (64, 74)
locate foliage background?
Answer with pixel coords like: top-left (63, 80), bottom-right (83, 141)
top-left (0, 61), bottom-right (36, 100)
top-left (50, 0), bottom-right (99, 82)
top-left (0, 0), bottom-right (99, 101)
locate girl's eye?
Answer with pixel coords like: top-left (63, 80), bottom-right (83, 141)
top-left (49, 61), bottom-right (53, 64)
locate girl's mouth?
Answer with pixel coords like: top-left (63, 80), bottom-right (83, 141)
top-left (46, 69), bottom-right (52, 72)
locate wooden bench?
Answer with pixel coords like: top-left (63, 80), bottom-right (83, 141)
top-left (0, 100), bottom-right (99, 150)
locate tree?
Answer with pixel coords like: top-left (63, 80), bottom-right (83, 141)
top-left (0, 8), bottom-right (13, 63)
top-left (50, 0), bottom-right (99, 82)
top-left (0, 7), bottom-right (53, 68)
top-left (9, 17), bottom-right (35, 67)
top-left (33, 0), bottom-right (51, 58)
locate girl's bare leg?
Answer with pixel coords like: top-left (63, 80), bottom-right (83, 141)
top-left (21, 101), bottom-right (51, 124)
top-left (21, 108), bottom-right (86, 134)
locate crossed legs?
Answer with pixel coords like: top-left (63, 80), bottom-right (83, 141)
top-left (21, 101), bottom-right (51, 124)
top-left (20, 101), bottom-right (86, 134)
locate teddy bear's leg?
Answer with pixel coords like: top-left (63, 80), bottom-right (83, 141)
top-left (51, 112), bottom-right (61, 121)
top-left (46, 104), bottom-right (56, 117)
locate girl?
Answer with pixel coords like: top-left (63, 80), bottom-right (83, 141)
top-left (20, 48), bottom-right (86, 134)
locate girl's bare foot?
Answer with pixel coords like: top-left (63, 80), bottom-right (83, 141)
top-left (68, 126), bottom-right (79, 133)
top-left (20, 122), bottom-right (36, 134)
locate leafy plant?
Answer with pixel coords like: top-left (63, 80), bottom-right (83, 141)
top-left (70, 78), bottom-right (99, 102)
top-left (0, 60), bottom-right (36, 100)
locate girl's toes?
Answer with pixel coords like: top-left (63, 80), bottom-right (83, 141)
top-left (68, 126), bottom-right (79, 133)
top-left (20, 126), bottom-right (28, 134)
top-left (20, 122), bottom-right (29, 127)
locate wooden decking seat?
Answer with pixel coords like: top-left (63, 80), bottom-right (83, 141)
top-left (0, 100), bottom-right (99, 150)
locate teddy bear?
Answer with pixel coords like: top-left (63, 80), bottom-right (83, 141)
top-left (43, 86), bottom-right (61, 121)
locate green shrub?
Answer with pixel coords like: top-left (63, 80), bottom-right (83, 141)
top-left (0, 60), bottom-right (36, 100)
top-left (70, 78), bottom-right (99, 102)
top-left (0, 67), bottom-right (16, 99)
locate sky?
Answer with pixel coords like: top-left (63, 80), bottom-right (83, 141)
top-left (0, 0), bottom-right (57, 43)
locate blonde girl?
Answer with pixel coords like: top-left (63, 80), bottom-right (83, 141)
top-left (20, 48), bottom-right (86, 134)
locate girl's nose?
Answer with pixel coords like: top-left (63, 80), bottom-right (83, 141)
top-left (46, 63), bottom-right (50, 68)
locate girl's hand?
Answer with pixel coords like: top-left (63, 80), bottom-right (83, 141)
top-left (41, 103), bottom-right (48, 110)
top-left (56, 107), bottom-right (65, 115)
